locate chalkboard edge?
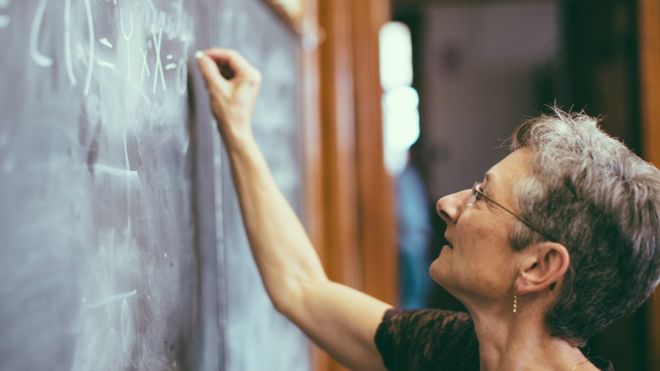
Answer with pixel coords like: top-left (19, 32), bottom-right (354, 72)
top-left (261, 0), bottom-right (306, 38)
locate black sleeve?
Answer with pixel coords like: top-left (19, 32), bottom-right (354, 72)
top-left (374, 308), bottom-right (480, 371)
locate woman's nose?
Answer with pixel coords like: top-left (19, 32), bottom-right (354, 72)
top-left (436, 189), bottom-right (471, 224)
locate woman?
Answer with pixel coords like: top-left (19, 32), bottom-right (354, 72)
top-left (195, 49), bottom-right (660, 371)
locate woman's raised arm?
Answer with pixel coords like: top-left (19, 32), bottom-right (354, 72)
top-left (196, 48), bottom-right (392, 371)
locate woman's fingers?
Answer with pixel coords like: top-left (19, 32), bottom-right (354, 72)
top-left (203, 48), bottom-right (261, 83)
top-left (195, 51), bottom-right (228, 93)
top-left (195, 48), bottom-right (262, 141)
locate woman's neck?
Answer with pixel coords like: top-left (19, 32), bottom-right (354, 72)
top-left (468, 305), bottom-right (597, 371)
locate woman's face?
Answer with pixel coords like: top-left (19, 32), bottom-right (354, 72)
top-left (430, 148), bottom-right (533, 310)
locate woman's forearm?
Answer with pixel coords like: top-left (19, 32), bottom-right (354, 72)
top-left (224, 133), bottom-right (328, 312)
top-left (195, 48), bottom-right (328, 313)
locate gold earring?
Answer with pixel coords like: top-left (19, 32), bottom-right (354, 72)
top-left (513, 292), bottom-right (518, 314)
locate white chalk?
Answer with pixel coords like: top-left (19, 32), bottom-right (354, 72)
top-left (96, 60), bottom-right (117, 70)
top-left (195, 50), bottom-right (204, 59)
top-left (99, 37), bottom-right (113, 48)
top-left (94, 163), bottom-right (138, 179)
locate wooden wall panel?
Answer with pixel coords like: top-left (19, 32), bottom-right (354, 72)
top-left (317, 1), bottom-right (361, 371)
top-left (318, 0), bottom-right (362, 289)
top-left (314, 0), bottom-right (396, 370)
top-left (639, 0), bottom-right (660, 368)
top-left (301, 0), bottom-right (322, 284)
top-left (351, 0), bottom-right (398, 305)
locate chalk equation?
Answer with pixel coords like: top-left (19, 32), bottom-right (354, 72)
top-left (28, 0), bottom-right (192, 97)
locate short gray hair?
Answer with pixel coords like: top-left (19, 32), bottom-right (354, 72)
top-left (509, 108), bottom-right (660, 343)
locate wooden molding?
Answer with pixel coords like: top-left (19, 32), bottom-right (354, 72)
top-left (262, 0), bottom-right (305, 36)
top-left (301, 0), bottom-right (322, 282)
top-left (639, 0), bottom-right (660, 368)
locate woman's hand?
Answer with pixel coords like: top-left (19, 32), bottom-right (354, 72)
top-left (196, 48), bottom-right (262, 144)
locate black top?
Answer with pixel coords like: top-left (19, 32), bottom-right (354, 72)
top-left (375, 308), bottom-right (615, 371)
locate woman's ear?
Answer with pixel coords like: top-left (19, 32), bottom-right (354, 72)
top-left (516, 242), bottom-right (570, 294)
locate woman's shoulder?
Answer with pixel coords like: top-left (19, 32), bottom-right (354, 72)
top-left (375, 308), bottom-right (479, 371)
top-left (378, 308), bottom-right (473, 336)
top-left (375, 308), bottom-right (616, 371)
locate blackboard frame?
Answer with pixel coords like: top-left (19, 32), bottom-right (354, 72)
top-left (262, 0), bottom-right (307, 36)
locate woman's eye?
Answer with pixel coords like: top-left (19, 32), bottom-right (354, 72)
top-left (470, 185), bottom-right (484, 204)
top-left (470, 182), bottom-right (488, 206)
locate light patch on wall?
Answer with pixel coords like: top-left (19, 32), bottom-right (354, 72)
top-left (380, 22), bottom-right (413, 90)
top-left (380, 21), bottom-right (419, 175)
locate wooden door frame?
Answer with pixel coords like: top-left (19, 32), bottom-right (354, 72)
top-left (639, 0), bottom-right (660, 368)
top-left (302, 0), bottom-right (397, 370)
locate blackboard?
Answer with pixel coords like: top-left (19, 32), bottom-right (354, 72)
top-left (0, 1), bottom-right (308, 370)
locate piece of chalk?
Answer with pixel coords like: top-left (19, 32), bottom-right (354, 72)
top-left (195, 50), bottom-right (204, 59)
top-left (220, 64), bottom-right (235, 80)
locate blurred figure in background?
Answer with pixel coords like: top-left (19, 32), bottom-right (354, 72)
top-left (395, 141), bottom-right (433, 308)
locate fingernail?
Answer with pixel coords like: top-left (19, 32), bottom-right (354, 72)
top-left (195, 50), bottom-right (204, 59)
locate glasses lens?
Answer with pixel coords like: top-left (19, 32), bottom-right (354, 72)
top-left (469, 182), bottom-right (479, 205)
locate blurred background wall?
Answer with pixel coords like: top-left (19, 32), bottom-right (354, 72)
top-left (308, 0), bottom-right (659, 370)
top-left (387, 0), bottom-right (658, 370)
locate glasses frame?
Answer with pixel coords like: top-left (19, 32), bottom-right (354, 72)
top-left (471, 182), bottom-right (557, 242)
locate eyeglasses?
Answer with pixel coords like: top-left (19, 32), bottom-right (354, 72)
top-left (470, 182), bottom-right (557, 242)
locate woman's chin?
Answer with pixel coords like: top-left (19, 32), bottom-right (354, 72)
top-left (428, 255), bottom-right (446, 285)
top-left (429, 249), bottom-right (459, 290)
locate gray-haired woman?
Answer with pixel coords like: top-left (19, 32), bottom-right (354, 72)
top-left (196, 48), bottom-right (659, 371)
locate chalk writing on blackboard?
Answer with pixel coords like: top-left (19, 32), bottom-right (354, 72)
top-left (151, 24), bottom-right (166, 92)
top-left (29, 0), bottom-right (192, 98)
top-left (64, 0), bottom-right (76, 85)
top-left (30, 0), bottom-right (52, 67)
